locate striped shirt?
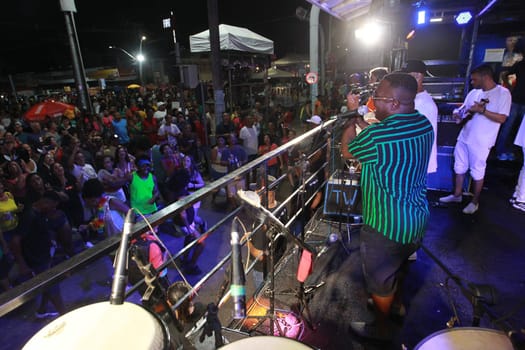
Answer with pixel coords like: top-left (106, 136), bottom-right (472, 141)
top-left (348, 112), bottom-right (433, 243)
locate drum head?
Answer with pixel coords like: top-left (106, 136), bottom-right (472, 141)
top-left (415, 327), bottom-right (513, 350)
top-left (220, 336), bottom-right (313, 349)
top-left (23, 302), bottom-right (167, 350)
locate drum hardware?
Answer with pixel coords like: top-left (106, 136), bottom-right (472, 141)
top-left (421, 244), bottom-right (497, 327)
top-left (237, 190), bottom-right (318, 333)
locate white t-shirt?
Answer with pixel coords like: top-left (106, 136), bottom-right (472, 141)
top-left (239, 125), bottom-right (259, 156)
top-left (458, 85), bottom-right (511, 149)
top-left (157, 123), bottom-right (181, 147)
top-left (153, 109), bottom-right (167, 123)
top-left (415, 90), bottom-right (438, 173)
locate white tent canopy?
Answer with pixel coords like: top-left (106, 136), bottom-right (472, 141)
top-left (189, 24), bottom-right (274, 54)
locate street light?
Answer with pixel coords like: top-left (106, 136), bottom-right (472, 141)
top-left (139, 36), bottom-right (146, 86)
top-left (108, 36), bottom-right (146, 85)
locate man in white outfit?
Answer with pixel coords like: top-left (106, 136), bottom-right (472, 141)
top-left (440, 64), bottom-right (511, 214)
top-left (402, 60), bottom-right (438, 175)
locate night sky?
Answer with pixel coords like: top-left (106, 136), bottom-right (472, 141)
top-left (1, 0), bottom-right (523, 75)
top-left (1, 0), bottom-right (310, 73)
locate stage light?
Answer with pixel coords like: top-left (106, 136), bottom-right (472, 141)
top-left (455, 11), bottom-right (472, 25)
top-left (417, 9), bottom-right (427, 25)
top-left (406, 29), bottom-right (416, 40)
top-left (355, 22), bottom-right (383, 46)
top-left (430, 17), bottom-right (443, 23)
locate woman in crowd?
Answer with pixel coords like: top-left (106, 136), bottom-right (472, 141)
top-left (4, 161), bottom-right (27, 202)
top-left (97, 155), bottom-right (128, 203)
top-left (49, 162), bottom-right (83, 229)
top-left (258, 133), bottom-right (280, 177)
top-left (37, 151), bottom-right (55, 186)
top-left (23, 173), bottom-right (47, 206)
top-left (18, 144), bottom-right (37, 174)
top-left (182, 155), bottom-right (206, 226)
top-left (210, 135), bottom-right (230, 180)
top-left (114, 145), bottom-right (136, 184)
top-left (80, 179), bottom-right (129, 245)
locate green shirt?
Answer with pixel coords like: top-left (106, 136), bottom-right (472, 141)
top-left (348, 112), bottom-right (433, 243)
top-left (130, 172), bottom-right (157, 215)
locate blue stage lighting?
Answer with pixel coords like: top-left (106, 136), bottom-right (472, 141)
top-left (417, 10), bottom-right (427, 25)
top-left (455, 11), bottom-right (472, 25)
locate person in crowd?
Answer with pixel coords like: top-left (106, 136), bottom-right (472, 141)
top-left (158, 114), bottom-right (181, 150)
top-left (439, 64), bottom-right (511, 214)
top-left (158, 143), bottom-right (183, 202)
top-left (18, 144), bottom-right (37, 174)
top-left (0, 180), bottom-right (23, 237)
top-left (112, 111), bottom-right (130, 146)
top-left (402, 60), bottom-right (438, 175)
top-left (129, 155), bottom-right (160, 216)
top-left (178, 123), bottom-right (199, 162)
top-left (165, 281), bottom-right (205, 349)
top-left (153, 101), bottom-right (168, 122)
top-left (142, 107), bottom-right (159, 146)
top-left (215, 112), bottom-right (235, 138)
top-left (166, 167), bottom-right (205, 276)
top-left (79, 179), bottom-right (129, 245)
top-left (0, 227), bottom-right (12, 292)
top-left (37, 151), bottom-right (56, 186)
top-left (49, 162), bottom-right (83, 229)
top-left (58, 117), bottom-right (77, 139)
top-left (182, 155), bottom-right (206, 226)
top-left (97, 155), bottom-right (128, 203)
top-left (210, 135), bottom-right (230, 181)
top-left (114, 145), bottom-right (136, 183)
top-left (128, 231), bottom-right (170, 310)
top-left (258, 133), bottom-right (280, 177)
top-left (10, 191), bottom-right (69, 318)
top-left (23, 173), bottom-right (48, 207)
top-left (127, 111), bottom-right (143, 142)
top-left (71, 150), bottom-right (97, 188)
top-left (496, 45), bottom-right (525, 161)
top-left (4, 161), bottom-right (27, 202)
top-left (239, 114), bottom-right (259, 162)
top-left (341, 73), bottom-right (433, 341)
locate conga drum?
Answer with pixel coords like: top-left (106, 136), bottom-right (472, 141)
top-left (415, 327), bottom-right (513, 350)
top-left (220, 335), bottom-right (314, 349)
top-left (23, 302), bottom-right (171, 350)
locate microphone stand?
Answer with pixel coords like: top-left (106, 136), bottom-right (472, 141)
top-left (421, 244), bottom-right (497, 327)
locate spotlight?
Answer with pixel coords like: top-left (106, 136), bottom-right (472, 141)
top-left (455, 11), bottom-right (472, 25)
top-left (355, 22), bottom-right (384, 45)
top-left (417, 9), bottom-right (427, 25)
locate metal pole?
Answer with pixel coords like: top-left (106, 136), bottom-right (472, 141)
top-left (207, 0), bottom-right (225, 128)
top-left (171, 11), bottom-right (185, 112)
top-left (309, 5), bottom-right (320, 113)
top-left (60, 0), bottom-right (93, 114)
top-left (464, 18), bottom-right (480, 99)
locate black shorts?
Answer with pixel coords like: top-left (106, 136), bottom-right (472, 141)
top-left (360, 225), bottom-right (419, 296)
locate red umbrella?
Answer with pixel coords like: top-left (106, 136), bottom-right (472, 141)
top-left (23, 100), bottom-right (76, 122)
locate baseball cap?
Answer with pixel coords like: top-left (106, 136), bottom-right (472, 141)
top-left (306, 115), bottom-right (322, 125)
top-left (157, 101), bottom-right (166, 107)
top-left (401, 60), bottom-right (427, 74)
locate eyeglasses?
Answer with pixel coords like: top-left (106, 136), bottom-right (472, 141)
top-left (372, 95), bottom-right (396, 102)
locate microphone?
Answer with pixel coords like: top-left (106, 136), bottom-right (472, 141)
top-left (230, 219), bottom-right (246, 319)
top-left (317, 233), bottom-right (339, 257)
top-left (110, 208), bottom-right (135, 305)
top-left (237, 190), bottom-right (315, 254)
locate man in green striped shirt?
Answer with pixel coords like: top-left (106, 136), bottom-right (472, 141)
top-left (341, 73), bottom-right (433, 341)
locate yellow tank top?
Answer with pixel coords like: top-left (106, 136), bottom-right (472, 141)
top-left (0, 192), bottom-right (19, 231)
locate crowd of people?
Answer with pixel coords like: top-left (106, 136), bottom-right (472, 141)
top-left (0, 82), bottom-right (340, 319)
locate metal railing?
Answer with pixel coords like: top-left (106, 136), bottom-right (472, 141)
top-left (0, 118), bottom-right (337, 319)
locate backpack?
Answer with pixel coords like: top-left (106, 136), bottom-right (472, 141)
top-left (128, 235), bottom-right (166, 287)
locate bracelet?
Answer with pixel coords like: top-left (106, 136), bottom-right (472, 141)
top-left (482, 106), bottom-right (486, 114)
